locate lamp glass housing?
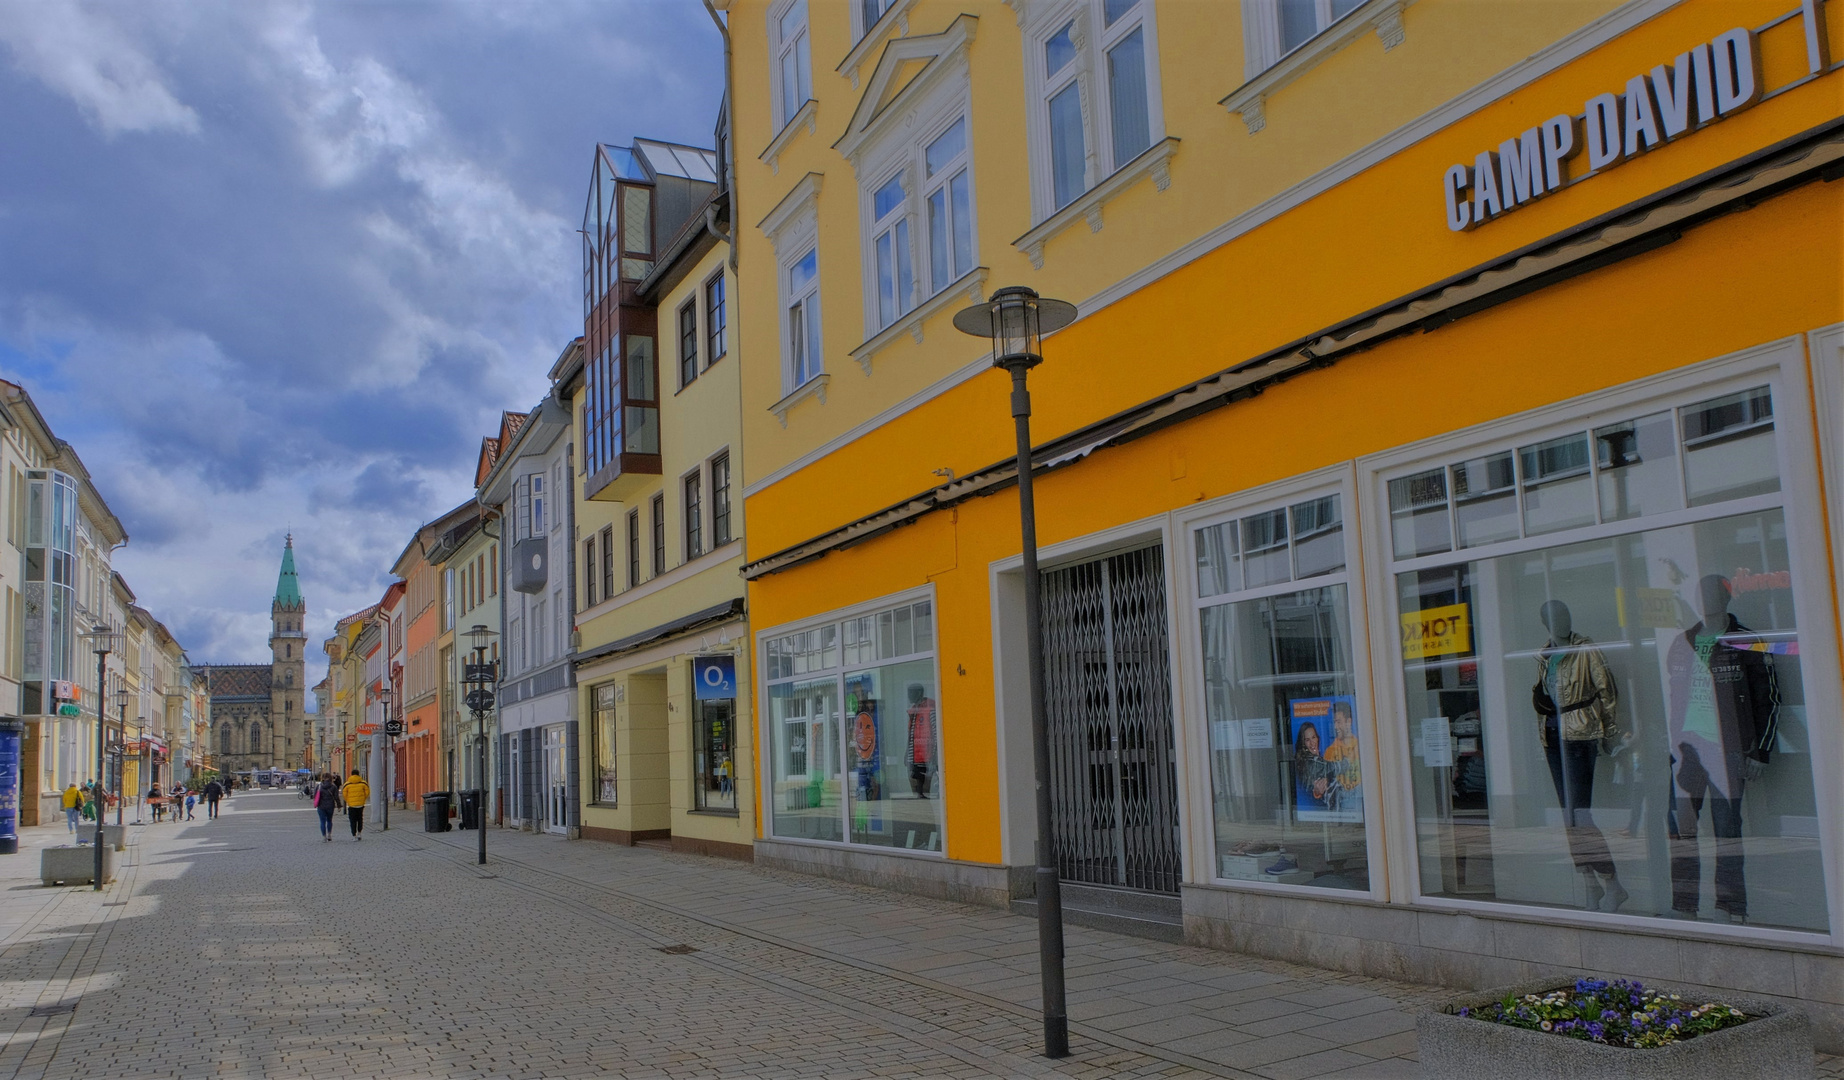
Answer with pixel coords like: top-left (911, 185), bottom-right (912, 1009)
top-left (951, 285), bottom-right (1077, 370)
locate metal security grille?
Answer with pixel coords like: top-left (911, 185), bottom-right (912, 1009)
top-left (1041, 545), bottom-right (1180, 894)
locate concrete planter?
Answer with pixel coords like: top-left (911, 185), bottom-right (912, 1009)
top-left (99, 825), bottom-right (127, 851)
top-left (1419, 979), bottom-right (1813, 1080)
top-left (40, 845), bottom-right (113, 886)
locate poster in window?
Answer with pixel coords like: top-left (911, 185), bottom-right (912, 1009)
top-left (1289, 695), bottom-right (1362, 823)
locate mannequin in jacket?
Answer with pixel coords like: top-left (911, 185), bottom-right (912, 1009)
top-left (1665, 575), bottom-right (1778, 923)
top-left (1534, 600), bottom-right (1628, 912)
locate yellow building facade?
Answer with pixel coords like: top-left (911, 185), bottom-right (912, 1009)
top-left (570, 137), bottom-right (755, 859)
top-left (731, 0), bottom-right (1844, 1037)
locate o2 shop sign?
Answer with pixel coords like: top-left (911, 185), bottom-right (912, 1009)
top-left (693, 654), bottom-right (736, 701)
top-left (1442, 27), bottom-right (1762, 232)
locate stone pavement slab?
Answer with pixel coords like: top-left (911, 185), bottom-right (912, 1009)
top-left (0, 791), bottom-right (1834, 1078)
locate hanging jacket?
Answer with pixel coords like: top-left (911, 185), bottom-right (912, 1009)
top-left (1532, 631), bottom-right (1620, 746)
top-left (1666, 614), bottom-right (1780, 764)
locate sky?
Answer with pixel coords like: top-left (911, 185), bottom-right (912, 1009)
top-left (0, 0), bottom-right (724, 696)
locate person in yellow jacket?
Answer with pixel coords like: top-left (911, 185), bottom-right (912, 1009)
top-left (341, 770), bottom-right (370, 841)
top-left (60, 783), bottom-right (82, 834)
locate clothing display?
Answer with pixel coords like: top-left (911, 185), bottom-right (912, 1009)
top-left (1531, 604), bottom-right (1625, 907)
top-left (1665, 587), bottom-right (1780, 920)
top-left (905, 689), bottom-right (935, 799)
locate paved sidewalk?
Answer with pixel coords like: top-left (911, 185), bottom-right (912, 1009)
top-left (0, 791), bottom-right (1834, 1079)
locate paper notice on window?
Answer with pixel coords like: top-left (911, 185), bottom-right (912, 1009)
top-left (1241, 717), bottom-right (1274, 750)
top-left (1210, 719), bottom-right (1244, 751)
top-left (1419, 717), bottom-right (1454, 767)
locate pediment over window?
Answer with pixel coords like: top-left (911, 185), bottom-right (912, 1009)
top-left (834, 14), bottom-right (978, 165)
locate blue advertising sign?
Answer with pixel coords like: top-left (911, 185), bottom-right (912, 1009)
top-left (693, 655), bottom-right (736, 701)
top-left (0, 721), bottom-right (20, 855)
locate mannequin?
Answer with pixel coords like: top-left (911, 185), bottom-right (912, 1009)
top-left (1665, 575), bottom-right (1779, 923)
top-left (1532, 600), bottom-right (1628, 912)
top-left (904, 683), bottom-right (936, 799)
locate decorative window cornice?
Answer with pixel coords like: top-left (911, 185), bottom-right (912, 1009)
top-left (1010, 136), bottom-right (1178, 270)
top-left (1222, 0), bottom-right (1410, 135)
top-left (837, 0), bottom-right (918, 90)
top-left (770, 373), bottom-right (830, 428)
top-left (759, 99), bottom-right (818, 176)
top-left (848, 267), bottom-right (988, 376)
top-left (757, 171), bottom-right (824, 246)
top-left (834, 14), bottom-right (979, 166)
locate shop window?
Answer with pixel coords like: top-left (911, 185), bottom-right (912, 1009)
top-left (1386, 382), bottom-right (1824, 933)
top-left (694, 695), bottom-right (737, 812)
top-left (764, 597), bottom-right (941, 852)
top-left (592, 683), bottom-right (617, 805)
top-left (1193, 491), bottom-right (1368, 892)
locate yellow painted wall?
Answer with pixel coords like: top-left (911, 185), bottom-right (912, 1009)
top-left (735, 0), bottom-right (1844, 864)
top-left (730, 0), bottom-right (1640, 500)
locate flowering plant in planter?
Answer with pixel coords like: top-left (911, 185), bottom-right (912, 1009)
top-left (1458, 978), bottom-right (1748, 1048)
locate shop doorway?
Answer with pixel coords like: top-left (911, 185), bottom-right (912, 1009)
top-left (542, 724), bottom-right (568, 835)
top-left (1041, 544), bottom-right (1181, 894)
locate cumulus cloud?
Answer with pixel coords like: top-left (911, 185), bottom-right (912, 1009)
top-left (0, 1), bottom-right (199, 136)
top-left (0, 0), bottom-right (721, 686)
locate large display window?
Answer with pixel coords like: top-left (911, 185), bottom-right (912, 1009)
top-left (1191, 488), bottom-right (1372, 892)
top-left (1382, 377), bottom-right (1828, 933)
top-left (763, 595), bottom-right (943, 852)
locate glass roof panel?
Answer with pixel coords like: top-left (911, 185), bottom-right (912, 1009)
top-left (633, 139), bottom-right (718, 183)
top-left (601, 144), bottom-right (648, 181)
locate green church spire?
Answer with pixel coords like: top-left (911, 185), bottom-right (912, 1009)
top-left (274, 535), bottom-right (303, 610)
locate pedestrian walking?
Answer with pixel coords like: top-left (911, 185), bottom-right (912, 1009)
top-left (341, 770), bottom-right (370, 841)
top-left (148, 783), bottom-right (164, 823)
top-left (169, 784), bottom-right (188, 823)
top-left (313, 773), bottom-right (340, 841)
top-left (203, 778), bottom-right (223, 820)
top-left (184, 790), bottom-right (197, 820)
top-left (60, 783), bottom-right (82, 834)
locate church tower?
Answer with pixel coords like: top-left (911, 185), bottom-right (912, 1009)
top-left (269, 536), bottom-right (307, 769)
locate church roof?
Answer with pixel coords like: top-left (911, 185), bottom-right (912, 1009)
top-left (275, 535), bottom-right (303, 609)
top-left (203, 664), bottom-right (272, 699)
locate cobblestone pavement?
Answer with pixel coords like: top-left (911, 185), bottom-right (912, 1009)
top-left (0, 791), bottom-right (1836, 1079)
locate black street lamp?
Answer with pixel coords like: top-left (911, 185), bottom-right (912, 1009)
top-left (463, 623), bottom-right (498, 866)
top-left (953, 285), bottom-right (1078, 1059)
top-left (114, 687), bottom-right (129, 827)
top-left (79, 624), bottom-right (119, 891)
top-left (377, 686), bottom-right (393, 832)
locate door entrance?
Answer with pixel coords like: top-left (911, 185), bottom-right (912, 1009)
top-left (543, 724), bottom-right (568, 835)
top-left (1040, 544), bottom-right (1181, 894)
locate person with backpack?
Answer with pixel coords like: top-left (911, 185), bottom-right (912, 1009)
top-left (312, 773), bottom-right (341, 841)
top-left (61, 783), bottom-right (82, 834)
top-left (202, 778), bottom-right (224, 820)
top-left (341, 770), bottom-right (370, 841)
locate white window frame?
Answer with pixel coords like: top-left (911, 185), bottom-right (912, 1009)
top-left (529, 472), bottom-right (546, 537)
top-left (855, 102), bottom-right (978, 342)
top-left (921, 116), bottom-right (975, 300)
top-left (1169, 465), bottom-right (1386, 902)
top-left (760, 173), bottom-right (824, 413)
top-left (682, 464), bottom-right (704, 563)
top-left (864, 166), bottom-right (915, 334)
top-left (1226, 0), bottom-right (1406, 134)
top-left (784, 244), bottom-right (823, 390)
top-left (769, 0), bottom-right (813, 134)
top-left (756, 583), bottom-right (946, 857)
top-left (1356, 338), bottom-right (1844, 944)
top-left (1020, 0), bottom-right (1165, 225)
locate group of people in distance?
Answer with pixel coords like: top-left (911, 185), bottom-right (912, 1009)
top-left (308, 771), bottom-right (371, 842)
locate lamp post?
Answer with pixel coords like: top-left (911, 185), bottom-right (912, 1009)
top-left (953, 285), bottom-right (1078, 1059)
top-left (114, 687), bottom-right (128, 827)
top-left (463, 624), bottom-right (498, 866)
top-left (79, 624), bottom-right (118, 891)
top-left (377, 686), bottom-right (393, 832)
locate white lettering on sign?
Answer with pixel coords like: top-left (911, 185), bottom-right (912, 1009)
top-left (1442, 27), bottom-right (1774, 232)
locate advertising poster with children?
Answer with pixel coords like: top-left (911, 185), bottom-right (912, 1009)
top-left (1289, 695), bottom-right (1362, 823)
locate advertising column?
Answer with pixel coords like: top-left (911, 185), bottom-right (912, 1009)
top-left (0, 720), bottom-right (18, 854)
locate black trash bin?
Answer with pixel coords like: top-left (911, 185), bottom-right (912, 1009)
top-left (458, 789), bottom-right (482, 830)
top-left (423, 792), bottom-right (451, 832)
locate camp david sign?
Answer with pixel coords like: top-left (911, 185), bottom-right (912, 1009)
top-left (1439, 7), bottom-right (1827, 233)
